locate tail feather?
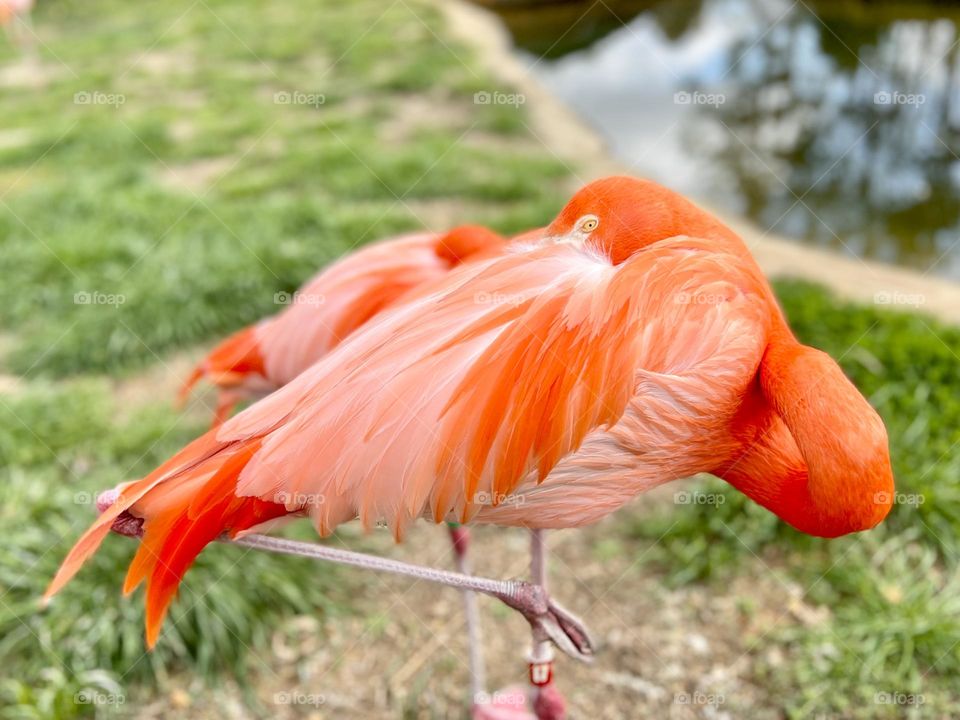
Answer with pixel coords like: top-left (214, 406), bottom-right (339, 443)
top-left (44, 430), bottom-right (225, 600)
top-left (138, 438), bottom-right (281, 646)
top-left (46, 431), bottom-right (286, 648)
top-left (176, 365), bottom-right (205, 408)
top-left (178, 325), bottom-right (267, 406)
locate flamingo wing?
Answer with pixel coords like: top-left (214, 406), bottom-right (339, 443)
top-left (221, 235), bottom-right (771, 535)
top-left (47, 235), bottom-right (771, 645)
top-left (179, 227), bottom-right (507, 421)
top-left (257, 232), bottom-right (460, 385)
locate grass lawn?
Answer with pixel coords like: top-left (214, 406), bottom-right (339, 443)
top-left (1, 0), bottom-right (958, 718)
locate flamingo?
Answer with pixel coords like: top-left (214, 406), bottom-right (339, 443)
top-left (0, 0), bottom-right (34, 49)
top-left (179, 224), bottom-right (510, 427)
top-left (45, 176), bottom-right (894, 718)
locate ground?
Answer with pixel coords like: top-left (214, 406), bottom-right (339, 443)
top-left (1, 0), bottom-right (959, 718)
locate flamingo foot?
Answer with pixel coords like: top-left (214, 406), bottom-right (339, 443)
top-left (472, 683), bottom-right (566, 720)
top-left (472, 686), bottom-right (531, 719)
top-left (96, 489), bottom-right (144, 537)
top-left (493, 582), bottom-right (594, 663)
top-left (532, 682), bottom-right (566, 720)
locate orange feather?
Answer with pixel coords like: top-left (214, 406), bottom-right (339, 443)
top-left (47, 177), bottom-right (893, 648)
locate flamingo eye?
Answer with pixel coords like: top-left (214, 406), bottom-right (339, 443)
top-left (576, 215), bottom-right (599, 233)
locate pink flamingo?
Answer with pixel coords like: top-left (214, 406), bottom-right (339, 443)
top-left (0, 0), bottom-right (34, 50)
top-left (46, 177), bottom-right (894, 719)
top-left (179, 225), bottom-right (509, 427)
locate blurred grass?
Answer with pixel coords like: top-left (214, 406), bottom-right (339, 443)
top-left (0, 0), bottom-right (568, 379)
top-left (1, 0), bottom-right (958, 718)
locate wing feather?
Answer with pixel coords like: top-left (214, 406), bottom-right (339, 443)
top-left (227, 241), bottom-right (684, 536)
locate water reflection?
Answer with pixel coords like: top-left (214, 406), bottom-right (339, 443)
top-left (484, 0), bottom-right (960, 278)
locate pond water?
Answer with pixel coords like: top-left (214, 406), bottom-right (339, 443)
top-left (477, 0), bottom-right (960, 279)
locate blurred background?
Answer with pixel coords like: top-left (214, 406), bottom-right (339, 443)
top-left (0, 0), bottom-right (958, 718)
top-left (485, 0), bottom-right (960, 278)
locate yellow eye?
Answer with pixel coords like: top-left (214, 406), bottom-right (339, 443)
top-left (576, 215), bottom-right (599, 233)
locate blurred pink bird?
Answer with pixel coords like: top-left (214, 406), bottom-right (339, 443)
top-left (179, 225), bottom-right (510, 425)
top-left (0, 0), bottom-right (33, 47)
top-left (0, 0), bottom-right (31, 24)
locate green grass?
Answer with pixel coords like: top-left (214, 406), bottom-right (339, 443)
top-left (1, 0), bottom-right (959, 718)
top-left (0, 0), bottom-right (568, 379)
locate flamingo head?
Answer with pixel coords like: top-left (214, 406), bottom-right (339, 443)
top-left (546, 175), bottom-right (738, 264)
top-left (435, 225), bottom-right (508, 265)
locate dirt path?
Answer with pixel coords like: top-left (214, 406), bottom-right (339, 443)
top-left (135, 515), bottom-right (808, 719)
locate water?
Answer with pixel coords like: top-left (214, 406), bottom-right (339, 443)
top-left (479, 0), bottom-right (960, 279)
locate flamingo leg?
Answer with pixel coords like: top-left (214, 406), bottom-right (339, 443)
top-left (8, 11), bottom-right (34, 55)
top-left (226, 533), bottom-right (595, 661)
top-left (527, 530), bottom-right (566, 720)
top-left (528, 529), bottom-right (552, 666)
top-left (95, 486), bottom-right (595, 662)
top-left (448, 523), bottom-right (487, 700)
top-left (210, 390), bottom-right (242, 428)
